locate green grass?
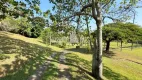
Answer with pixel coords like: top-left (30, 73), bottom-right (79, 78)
top-left (64, 41), bottom-right (142, 80)
top-left (42, 51), bottom-right (95, 80)
top-left (0, 31), bottom-right (54, 80)
top-left (1, 31), bottom-right (142, 80)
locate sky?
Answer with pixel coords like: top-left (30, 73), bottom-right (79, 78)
top-left (39, 0), bottom-right (142, 30)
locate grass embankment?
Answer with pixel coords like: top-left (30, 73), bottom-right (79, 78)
top-left (0, 31), bottom-right (55, 80)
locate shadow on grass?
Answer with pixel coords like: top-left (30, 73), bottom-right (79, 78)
top-left (0, 34), bottom-right (129, 80)
top-left (103, 51), bottom-right (116, 58)
top-left (103, 66), bottom-right (128, 80)
top-left (42, 52), bottom-right (128, 80)
top-left (42, 53), bottom-right (94, 80)
top-left (0, 35), bottom-right (55, 80)
top-left (65, 48), bottom-right (92, 54)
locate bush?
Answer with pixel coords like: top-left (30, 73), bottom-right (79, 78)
top-left (59, 42), bottom-right (66, 48)
top-left (40, 28), bottom-right (52, 45)
top-left (54, 42), bottom-right (66, 48)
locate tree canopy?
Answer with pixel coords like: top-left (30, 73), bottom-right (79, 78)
top-left (102, 22), bottom-right (142, 52)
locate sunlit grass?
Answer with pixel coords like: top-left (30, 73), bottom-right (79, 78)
top-left (63, 41), bottom-right (142, 80)
top-left (0, 31), bottom-right (53, 79)
top-left (0, 31), bottom-right (142, 80)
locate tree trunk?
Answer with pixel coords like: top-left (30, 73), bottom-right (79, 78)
top-left (92, 21), bottom-right (103, 80)
top-left (117, 40), bottom-right (119, 47)
top-left (76, 16), bottom-right (81, 45)
top-left (120, 40), bottom-right (123, 51)
top-left (131, 41), bottom-right (133, 51)
top-left (103, 42), bottom-right (106, 51)
top-left (106, 41), bottom-right (110, 52)
top-left (86, 16), bottom-right (93, 50)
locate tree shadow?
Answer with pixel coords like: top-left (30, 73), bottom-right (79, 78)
top-left (65, 48), bottom-right (92, 54)
top-left (103, 66), bottom-right (128, 80)
top-left (103, 51), bottom-right (116, 58)
top-left (44, 52), bottom-right (128, 80)
top-left (42, 53), bottom-right (94, 80)
top-left (0, 35), bottom-right (56, 80)
top-left (0, 34), bottom-right (129, 80)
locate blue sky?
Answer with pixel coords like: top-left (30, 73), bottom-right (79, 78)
top-left (39, 0), bottom-right (142, 30)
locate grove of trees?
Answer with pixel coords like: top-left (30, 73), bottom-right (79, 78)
top-left (0, 0), bottom-right (142, 80)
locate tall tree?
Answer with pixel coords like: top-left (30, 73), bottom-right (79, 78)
top-left (49, 0), bottom-right (140, 79)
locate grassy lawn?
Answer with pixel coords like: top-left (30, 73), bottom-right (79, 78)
top-left (63, 42), bottom-right (142, 80)
top-left (42, 49), bottom-right (95, 80)
top-left (0, 31), bottom-right (54, 80)
top-left (0, 31), bottom-right (142, 80)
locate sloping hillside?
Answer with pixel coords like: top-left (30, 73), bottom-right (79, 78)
top-left (0, 31), bottom-right (95, 80)
top-left (0, 31), bottom-right (53, 79)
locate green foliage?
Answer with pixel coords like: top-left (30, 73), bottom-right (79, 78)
top-left (0, 16), bottom-right (46, 38)
top-left (102, 22), bottom-right (142, 42)
top-left (0, 0), bottom-right (41, 20)
top-left (31, 17), bottom-right (46, 28)
top-left (122, 23), bottom-right (142, 41)
top-left (101, 22), bottom-right (142, 51)
top-left (0, 17), bottom-right (19, 32)
top-left (40, 28), bottom-right (52, 45)
top-left (16, 18), bottom-right (33, 37)
top-left (29, 17), bottom-right (46, 38)
top-left (102, 22), bottom-right (125, 42)
top-left (58, 42), bottom-right (66, 48)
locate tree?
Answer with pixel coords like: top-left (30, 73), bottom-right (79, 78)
top-left (17, 17), bottom-right (33, 37)
top-left (84, 16), bottom-right (93, 50)
top-left (30, 17), bottom-right (46, 38)
top-left (102, 23), bottom-right (125, 52)
top-left (40, 28), bottom-right (52, 45)
top-left (102, 22), bottom-right (142, 52)
top-left (49, 0), bottom-right (140, 79)
top-left (121, 23), bottom-right (142, 50)
top-left (0, 16), bottom-right (19, 32)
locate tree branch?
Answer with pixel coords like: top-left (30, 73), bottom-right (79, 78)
top-left (75, 12), bottom-right (92, 17)
top-left (103, 16), bottom-right (121, 22)
top-left (64, 12), bottom-right (93, 21)
top-left (92, 0), bottom-right (97, 20)
top-left (81, 3), bottom-right (92, 12)
top-left (95, 1), bottom-right (101, 18)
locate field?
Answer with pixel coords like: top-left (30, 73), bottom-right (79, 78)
top-left (0, 31), bottom-right (142, 80)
